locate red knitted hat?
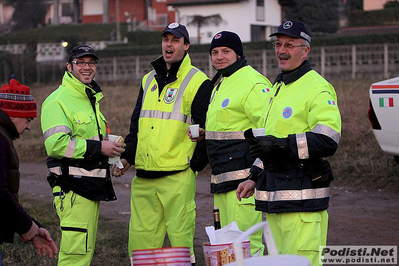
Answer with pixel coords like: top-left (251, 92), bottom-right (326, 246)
top-left (0, 79), bottom-right (37, 118)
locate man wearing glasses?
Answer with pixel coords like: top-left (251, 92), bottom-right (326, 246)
top-left (41, 45), bottom-right (125, 266)
top-left (237, 20), bottom-right (341, 265)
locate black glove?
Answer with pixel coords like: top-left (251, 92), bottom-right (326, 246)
top-left (244, 128), bottom-right (259, 145)
top-left (244, 129), bottom-right (289, 160)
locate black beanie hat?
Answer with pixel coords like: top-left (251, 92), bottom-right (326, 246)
top-left (209, 31), bottom-right (243, 56)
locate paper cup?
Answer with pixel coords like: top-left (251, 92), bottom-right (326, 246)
top-left (252, 128), bottom-right (265, 137)
top-left (189, 124), bottom-right (200, 138)
top-left (108, 134), bottom-right (118, 142)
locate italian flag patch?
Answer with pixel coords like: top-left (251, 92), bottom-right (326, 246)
top-left (379, 97), bottom-right (394, 107)
top-left (328, 100), bottom-right (336, 105)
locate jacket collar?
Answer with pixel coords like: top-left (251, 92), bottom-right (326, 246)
top-left (151, 52), bottom-right (190, 84)
top-left (63, 71), bottom-right (103, 100)
top-left (216, 56), bottom-right (248, 78)
top-left (0, 109), bottom-right (19, 140)
top-left (274, 60), bottom-right (312, 85)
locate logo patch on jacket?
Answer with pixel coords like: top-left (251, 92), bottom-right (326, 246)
top-left (221, 98), bottom-right (230, 108)
top-left (151, 84), bottom-right (157, 92)
top-left (262, 88), bottom-right (270, 93)
top-left (164, 88), bottom-right (178, 103)
top-left (282, 107), bottom-right (292, 119)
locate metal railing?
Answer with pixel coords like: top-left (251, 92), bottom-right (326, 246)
top-left (2, 43), bottom-right (399, 84)
top-left (94, 43), bottom-right (399, 84)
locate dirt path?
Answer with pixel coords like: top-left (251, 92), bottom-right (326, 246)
top-left (19, 162), bottom-right (399, 263)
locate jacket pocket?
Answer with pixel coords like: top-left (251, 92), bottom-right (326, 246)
top-left (218, 149), bottom-right (246, 164)
top-left (60, 222), bottom-right (88, 255)
top-left (72, 111), bottom-right (94, 138)
top-left (72, 111), bottom-right (92, 124)
top-left (306, 158), bottom-right (334, 186)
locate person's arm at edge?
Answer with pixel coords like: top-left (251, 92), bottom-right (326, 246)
top-left (122, 84), bottom-right (143, 165)
top-left (190, 79), bottom-right (213, 172)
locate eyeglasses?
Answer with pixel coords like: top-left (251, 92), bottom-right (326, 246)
top-left (272, 42), bottom-right (308, 50)
top-left (71, 60), bottom-right (97, 67)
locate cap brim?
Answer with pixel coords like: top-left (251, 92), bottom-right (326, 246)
top-left (72, 52), bottom-right (99, 60)
top-left (269, 31), bottom-right (300, 39)
top-left (162, 29), bottom-right (184, 39)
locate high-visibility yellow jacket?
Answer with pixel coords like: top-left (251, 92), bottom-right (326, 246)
top-left (253, 60), bottom-right (341, 213)
top-left (205, 59), bottom-right (272, 193)
top-left (135, 55), bottom-right (209, 172)
top-left (41, 71), bottom-right (116, 201)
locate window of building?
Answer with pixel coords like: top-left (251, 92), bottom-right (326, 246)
top-left (83, 0), bottom-right (103, 15)
top-left (256, 0), bottom-right (265, 21)
top-left (251, 24), bottom-right (266, 41)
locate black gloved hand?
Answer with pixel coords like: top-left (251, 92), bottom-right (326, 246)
top-left (244, 129), bottom-right (289, 160)
top-left (244, 129), bottom-right (265, 159)
top-left (244, 128), bottom-right (259, 145)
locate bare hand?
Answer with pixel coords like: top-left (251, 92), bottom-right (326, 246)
top-left (187, 127), bottom-right (205, 142)
top-left (236, 180), bottom-right (256, 201)
top-left (112, 159), bottom-right (131, 177)
top-left (21, 221), bottom-right (39, 242)
top-left (101, 140), bottom-right (125, 157)
top-left (32, 228), bottom-right (58, 258)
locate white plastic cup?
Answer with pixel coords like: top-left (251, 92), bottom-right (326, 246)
top-left (108, 134), bottom-right (118, 142)
top-left (252, 128), bottom-right (265, 137)
top-left (189, 124), bottom-right (200, 138)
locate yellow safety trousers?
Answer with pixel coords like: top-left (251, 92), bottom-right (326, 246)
top-left (128, 168), bottom-right (197, 260)
top-left (266, 210), bottom-right (328, 266)
top-left (214, 190), bottom-right (264, 256)
top-left (53, 186), bottom-right (100, 266)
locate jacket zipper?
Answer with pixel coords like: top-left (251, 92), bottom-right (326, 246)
top-left (264, 81), bottom-right (283, 127)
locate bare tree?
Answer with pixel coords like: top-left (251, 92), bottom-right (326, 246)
top-left (185, 14), bottom-right (224, 44)
top-left (6, 0), bottom-right (47, 31)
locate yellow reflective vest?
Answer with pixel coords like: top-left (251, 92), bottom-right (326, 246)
top-left (135, 55), bottom-right (209, 171)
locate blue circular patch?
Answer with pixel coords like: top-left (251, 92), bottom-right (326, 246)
top-left (282, 107), bottom-right (292, 119)
top-left (151, 84), bottom-right (157, 92)
top-left (221, 98), bottom-right (230, 108)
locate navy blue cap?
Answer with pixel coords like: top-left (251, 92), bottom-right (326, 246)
top-left (270, 20), bottom-right (311, 44)
top-left (68, 45), bottom-right (99, 62)
top-left (162, 22), bottom-right (190, 43)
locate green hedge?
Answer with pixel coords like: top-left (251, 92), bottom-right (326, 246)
top-left (348, 7), bottom-right (399, 27)
top-left (0, 23), bottom-right (128, 44)
top-left (2, 23), bottom-right (399, 58)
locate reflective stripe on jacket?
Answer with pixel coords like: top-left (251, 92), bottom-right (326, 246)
top-left (205, 65), bottom-right (272, 193)
top-left (255, 61), bottom-right (341, 213)
top-left (41, 71), bottom-right (116, 201)
top-left (135, 55), bottom-right (209, 171)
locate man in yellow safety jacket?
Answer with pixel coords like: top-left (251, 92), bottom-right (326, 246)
top-left (41, 45), bottom-right (125, 266)
top-left (116, 23), bottom-right (213, 265)
top-left (237, 20), bottom-right (341, 266)
top-left (189, 31), bottom-right (272, 255)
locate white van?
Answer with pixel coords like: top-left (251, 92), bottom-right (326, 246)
top-left (368, 77), bottom-right (399, 156)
